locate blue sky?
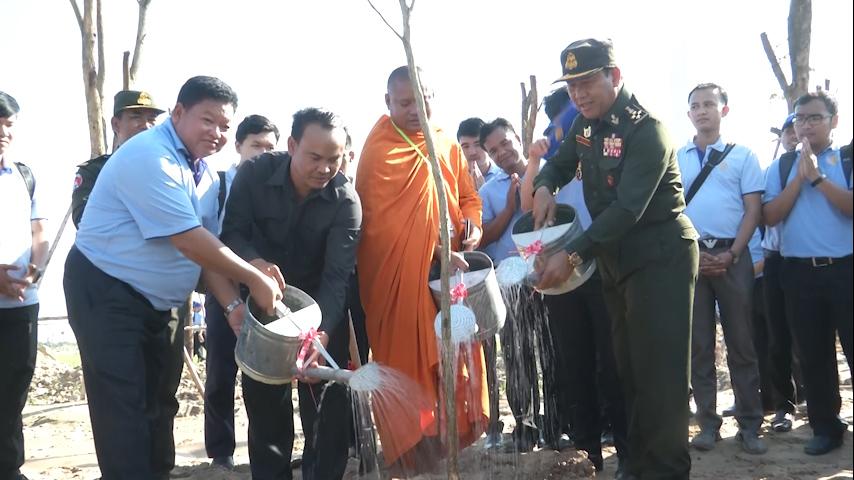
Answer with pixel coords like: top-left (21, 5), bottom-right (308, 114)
top-left (3, 0), bottom-right (852, 318)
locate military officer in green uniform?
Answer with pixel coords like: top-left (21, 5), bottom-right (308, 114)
top-left (71, 90), bottom-right (165, 227)
top-left (531, 38), bottom-right (699, 480)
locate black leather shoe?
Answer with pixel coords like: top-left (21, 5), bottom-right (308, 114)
top-left (804, 435), bottom-right (843, 455)
top-left (771, 411), bottom-right (793, 432)
top-left (211, 455), bottom-right (235, 470)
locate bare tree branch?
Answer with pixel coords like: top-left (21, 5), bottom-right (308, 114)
top-left (761, 32), bottom-right (789, 96)
top-left (123, 51), bottom-right (131, 90)
top-left (129, 0), bottom-right (152, 86)
top-left (96, 0), bottom-right (105, 94)
top-left (367, 0), bottom-right (403, 39)
top-left (69, 0), bottom-right (84, 32)
top-left (787, 0), bottom-right (811, 103)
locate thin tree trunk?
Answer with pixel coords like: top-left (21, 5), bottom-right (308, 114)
top-left (395, 2), bottom-right (459, 477)
top-left (72, 0), bottom-right (106, 157)
top-left (129, 0), bottom-right (152, 86)
top-left (366, 0), bottom-right (460, 477)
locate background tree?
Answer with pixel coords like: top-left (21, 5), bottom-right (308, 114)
top-left (761, 0), bottom-right (811, 112)
top-left (69, 0), bottom-right (152, 158)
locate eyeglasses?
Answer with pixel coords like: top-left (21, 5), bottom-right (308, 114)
top-left (793, 114), bottom-right (832, 125)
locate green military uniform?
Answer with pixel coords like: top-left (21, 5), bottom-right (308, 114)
top-left (534, 39), bottom-right (699, 480)
top-left (71, 154), bottom-right (110, 228)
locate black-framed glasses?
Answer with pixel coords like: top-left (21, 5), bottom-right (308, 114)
top-left (793, 114), bottom-right (832, 125)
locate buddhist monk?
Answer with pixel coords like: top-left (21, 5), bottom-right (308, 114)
top-left (356, 66), bottom-right (489, 473)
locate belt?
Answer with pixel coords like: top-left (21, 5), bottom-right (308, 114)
top-left (763, 249), bottom-right (781, 259)
top-left (698, 238), bottom-right (735, 250)
top-left (785, 255), bottom-right (853, 267)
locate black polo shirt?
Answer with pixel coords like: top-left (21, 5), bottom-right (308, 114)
top-left (221, 151), bottom-right (361, 332)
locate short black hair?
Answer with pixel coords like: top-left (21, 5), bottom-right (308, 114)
top-left (176, 76), bottom-right (238, 110)
top-left (291, 107), bottom-right (348, 144)
top-left (235, 114), bottom-right (280, 144)
top-left (688, 82), bottom-right (728, 106)
top-left (543, 88), bottom-right (570, 121)
top-left (0, 91), bottom-right (20, 118)
top-left (479, 118), bottom-right (516, 149)
top-left (794, 90), bottom-right (838, 116)
top-left (457, 117), bottom-right (485, 141)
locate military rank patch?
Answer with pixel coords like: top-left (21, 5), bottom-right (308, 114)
top-left (73, 173), bottom-right (83, 190)
top-left (576, 135), bottom-right (591, 147)
top-left (624, 105), bottom-right (648, 124)
top-left (603, 134), bottom-right (623, 157)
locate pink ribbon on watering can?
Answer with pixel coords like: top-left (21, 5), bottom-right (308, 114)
top-left (521, 240), bottom-right (544, 259)
top-left (450, 283), bottom-right (468, 304)
top-left (296, 327), bottom-right (319, 369)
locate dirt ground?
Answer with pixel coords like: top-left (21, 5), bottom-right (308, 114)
top-left (21, 339), bottom-right (853, 480)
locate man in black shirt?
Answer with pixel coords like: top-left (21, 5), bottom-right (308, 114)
top-left (219, 107), bottom-right (361, 480)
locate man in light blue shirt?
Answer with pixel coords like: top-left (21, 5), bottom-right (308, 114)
top-left (763, 91), bottom-right (853, 456)
top-left (677, 83), bottom-right (766, 454)
top-left (0, 91), bottom-right (48, 480)
top-left (64, 76), bottom-right (282, 480)
top-left (205, 113), bottom-right (279, 470)
top-left (458, 117), bottom-right (501, 190)
top-left (478, 118), bottom-right (552, 453)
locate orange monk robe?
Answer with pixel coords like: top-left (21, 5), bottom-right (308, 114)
top-left (355, 115), bottom-right (489, 464)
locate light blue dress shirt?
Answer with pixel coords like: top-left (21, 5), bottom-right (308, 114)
top-left (677, 138), bottom-right (764, 239)
top-left (75, 119), bottom-right (220, 310)
top-left (763, 144), bottom-right (853, 258)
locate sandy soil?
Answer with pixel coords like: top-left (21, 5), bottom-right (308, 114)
top-left (21, 339), bottom-right (853, 480)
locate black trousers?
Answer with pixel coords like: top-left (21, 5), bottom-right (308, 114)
top-left (242, 319), bottom-right (351, 480)
top-left (64, 246), bottom-right (183, 480)
top-left (751, 277), bottom-right (775, 412)
top-left (543, 276), bottom-right (628, 466)
top-left (762, 252), bottom-right (804, 414)
top-left (0, 304), bottom-right (38, 480)
top-left (782, 257), bottom-right (853, 438)
top-left (204, 295), bottom-right (239, 458)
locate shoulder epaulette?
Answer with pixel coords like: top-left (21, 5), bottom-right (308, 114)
top-left (624, 104), bottom-right (648, 125)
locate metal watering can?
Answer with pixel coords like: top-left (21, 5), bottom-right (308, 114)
top-left (511, 204), bottom-right (596, 295)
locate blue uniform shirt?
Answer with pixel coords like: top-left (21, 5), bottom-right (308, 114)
top-left (748, 229), bottom-right (764, 278)
top-left (479, 172), bottom-right (523, 263)
top-left (0, 162), bottom-right (46, 309)
top-left (763, 144), bottom-right (853, 258)
top-left (482, 162), bottom-right (502, 185)
top-left (75, 119), bottom-right (220, 311)
top-left (677, 138), bottom-right (764, 239)
top-left (555, 176), bottom-right (592, 230)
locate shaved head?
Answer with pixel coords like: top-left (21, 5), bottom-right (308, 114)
top-left (385, 65), bottom-right (433, 132)
top-left (386, 65), bottom-right (431, 93)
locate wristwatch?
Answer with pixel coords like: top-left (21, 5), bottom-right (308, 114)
top-left (568, 251), bottom-right (584, 268)
top-left (810, 174), bottom-right (826, 187)
top-left (224, 298), bottom-right (243, 316)
top-left (29, 263), bottom-right (44, 283)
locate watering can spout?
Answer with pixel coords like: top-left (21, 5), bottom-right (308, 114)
top-left (300, 366), bottom-right (354, 385)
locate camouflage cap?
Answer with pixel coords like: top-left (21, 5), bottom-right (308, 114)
top-left (554, 38), bottom-right (617, 83)
top-left (113, 90), bottom-right (165, 116)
